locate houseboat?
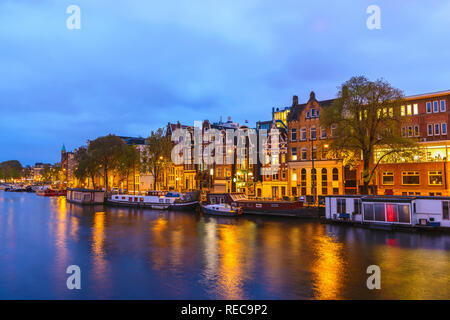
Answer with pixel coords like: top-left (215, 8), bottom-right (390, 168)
top-left (201, 203), bottom-right (242, 217)
top-left (207, 193), bottom-right (320, 218)
top-left (325, 195), bottom-right (450, 230)
top-left (67, 188), bottom-right (105, 205)
top-left (107, 191), bottom-right (199, 210)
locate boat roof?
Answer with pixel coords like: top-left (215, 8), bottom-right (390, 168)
top-left (68, 188), bottom-right (105, 193)
top-left (325, 195), bottom-right (450, 201)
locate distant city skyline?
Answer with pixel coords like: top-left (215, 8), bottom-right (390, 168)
top-left (1, 0), bottom-right (449, 165)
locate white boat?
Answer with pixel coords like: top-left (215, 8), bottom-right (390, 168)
top-left (325, 195), bottom-right (450, 229)
top-left (201, 203), bottom-right (242, 217)
top-left (107, 191), bottom-right (199, 211)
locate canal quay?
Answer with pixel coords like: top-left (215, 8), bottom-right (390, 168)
top-left (1, 191), bottom-right (449, 300)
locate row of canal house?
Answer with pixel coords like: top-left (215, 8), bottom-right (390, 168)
top-left (256, 89), bottom-right (450, 202)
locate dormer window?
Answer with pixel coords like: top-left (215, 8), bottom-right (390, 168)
top-left (311, 109), bottom-right (315, 117)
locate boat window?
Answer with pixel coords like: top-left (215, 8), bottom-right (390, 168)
top-left (336, 199), bottom-right (346, 213)
top-left (363, 204), bottom-right (374, 221)
top-left (374, 204), bottom-right (385, 221)
top-left (256, 204), bottom-right (262, 208)
top-left (398, 205), bottom-right (410, 223)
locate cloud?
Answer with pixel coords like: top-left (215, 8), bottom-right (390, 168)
top-left (0, 0), bottom-right (449, 164)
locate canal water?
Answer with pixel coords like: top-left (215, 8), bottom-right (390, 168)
top-left (0, 191), bottom-right (449, 300)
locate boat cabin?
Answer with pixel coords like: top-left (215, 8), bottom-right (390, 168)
top-left (67, 188), bottom-right (105, 205)
top-left (325, 195), bottom-right (450, 228)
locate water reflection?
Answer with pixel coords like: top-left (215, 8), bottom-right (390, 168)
top-left (0, 191), bottom-right (450, 299)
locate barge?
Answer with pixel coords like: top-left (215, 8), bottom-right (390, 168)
top-left (207, 193), bottom-right (321, 218)
top-left (324, 195), bottom-right (450, 231)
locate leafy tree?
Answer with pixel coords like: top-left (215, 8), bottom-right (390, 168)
top-left (321, 76), bottom-right (418, 194)
top-left (41, 164), bottom-right (52, 182)
top-left (0, 160), bottom-right (23, 181)
top-left (141, 128), bottom-right (172, 190)
top-left (74, 147), bottom-right (98, 189)
top-left (87, 134), bottom-right (125, 190)
top-left (117, 145), bottom-right (140, 193)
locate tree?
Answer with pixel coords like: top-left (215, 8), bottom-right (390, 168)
top-left (41, 164), bottom-right (52, 182)
top-left (0, 160), bottom-right (23, 181)
top-left (321, 76), bottom-right (418, 194)
top-left (74, 147), bottom-right (99, 189)
top-left (141, 128), bottom-right (172, 190)
top-left (117, 145), bottom-right (140, 193)
top-left (87, 134), bottom-right (125, 190)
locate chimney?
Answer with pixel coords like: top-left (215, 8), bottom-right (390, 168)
top-left (293, 95), bottom-right (298, 106)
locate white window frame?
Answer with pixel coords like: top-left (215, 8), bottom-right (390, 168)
top-left (413, 104), bottom-right (418, 115)
top-left (426, 102), bottom-right (432, 113)
top-left (433, 101), bottom-right (439, 113)
top-left (435, 123), bottom-right (440, 136)
top-left (414, 125), bottom-right (420, 136)
top-left (427, 124), bottom-right (433, 136)
top-left (442, 123), bottom-right (447, 135)
top-left (441, 100), bottom-right (446, 112)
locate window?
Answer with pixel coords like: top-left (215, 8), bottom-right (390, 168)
top-left (311, 109), bottom-right (316, 117)
top-left (442, 123), bottom-right (447, 135)
top-left (301, 128), bottom-right (307, 140)
top-left (426, 102), bottom-right (432, 113)
top-left (332, 168), bottom-right (339, 181)
top-left (408, 126), bottom-right (413, 137)
top-left (337, 199), bottom-right (346, 214)
top-left (413, 104), bottom-right (418, 115)
top-left (321, 127), bottom-right (327, 139)
top-left (433, 101), bottom-right (439, 113)
top-left (400, 105), bottom-right (405, 116)
top-left (317, 110), bottom-right (320, 117)
top-left (306, 111), bottom-right (310, 118)
top-left (321, 168), bottom-right (327, 195)
top-left (311, 168), bottom-right (317, 184)
top-left (441, 100), bottom-right (446, 112)
top-left (374, 203), bottom-right (385, 221)
top-left (414, 125), bottom-right (419, 136)
top-left (402, 171), bottom-right (419, 185)
top-left (428, 124), bottom-right (433, 136)
top-left (354, 199), bottom-right (362, 215)
top-left (301, 148), bottom-right (307, 160)
top-left (407, 104), bottom-right (412, 115)
top-left (382, 172), bottom-right (394, 185)
top-left (291, 129), bottom-right (297, 141)
top-left (301, 169), bottom-right (307, 187)
top-left (312, 148), bottom-right (317, 160)
top-left (311, 127), bottom-right (317, 140)
top-left (443, 201), bottom-right (450, 220)
top-left (363, 204), bottom-right (374, 221)
top-left (292, 169), bottom-right (297, 181)
top-left (291, 147), bottom-right (297, 161)
top-left (331, 124), bottom-right (337, 137)
top-left (429, 171), bottom-right (443, 185)
top-left (435, 123), bottom-right (440, 135)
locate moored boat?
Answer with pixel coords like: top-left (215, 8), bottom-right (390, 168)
top-left (107, 190), bottom-right (199, 210)
top-left (36, 186), bottom-right (66, 197)
top-left (207, 193), bottom-right (319, 218)
top-left (67, 188), bottom-right (105, 205)
top-left (201, 203), bottom-right (242, 216)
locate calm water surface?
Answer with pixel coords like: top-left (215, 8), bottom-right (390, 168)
top-left (0, 191), bottom-right (449, 299)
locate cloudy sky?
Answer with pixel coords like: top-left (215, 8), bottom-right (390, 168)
top-left (1, 0), bottom-right (449, 165)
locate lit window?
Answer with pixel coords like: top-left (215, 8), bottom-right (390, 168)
top-left (433, 101), bottom-right (439, 113)
top-left (408, 126), bottom-right (413, 137)
top-left (400, 105), bottom-right (405, 116)
top-left (291, 147), bottom-right (297, 161)
top-left (429, 171), bottom-right (443, 185)
top-left (407, 105), bottom-right (412, 115)
top-left (413, 104), bottom-right (418, 115)
top-left (382, 172), bottom-right (394, 185)
top-left (428, 124), bottom-right (433, 136)
top-left (435, 123), bottom-right (440, 135)
top-left (441, 100), bottom-right (446, 112)
top-left (292, 172), bottom-right (297, 181)
top-left (442, 123), bottom-right (447, 135)
top-left (426, 102), bottom-right (432, 113)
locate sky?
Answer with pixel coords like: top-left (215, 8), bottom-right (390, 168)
top-left (0, 0), bottom-right (449, 165)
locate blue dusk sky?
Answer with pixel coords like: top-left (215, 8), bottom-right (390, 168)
top-left (0, 0), bottom-right (449, 165)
